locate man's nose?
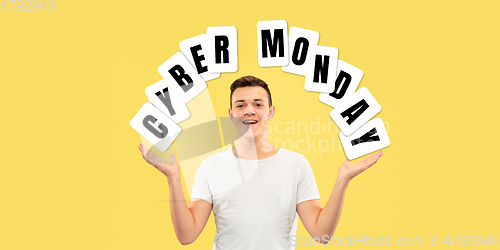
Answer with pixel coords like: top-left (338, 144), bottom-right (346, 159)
top-left (244, 106), bottom-right (256, 115)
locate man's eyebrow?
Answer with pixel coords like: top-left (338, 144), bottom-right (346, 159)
top-left (233, 99), bottom-right (265, 103)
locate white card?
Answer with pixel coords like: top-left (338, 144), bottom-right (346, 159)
top-left (130, 102), bottom-right (182, 152)
top-left (304, 45), bottom-right (339, 93)
top-left (339, 118), bottom-right (390, 160)
top-left (257, 20), bottom-right (289, 67)
top-left (145, 80), bottom-right (190, 124)
top-left (319, 60), bottom-right (364, 108)
top-left (157, 52), bottom-right (207, 103)
top-left (206, 26), bottom-right (238, 73)
top-left (330, 87), bottom-right (381, 136)
top-left (179, 34), bottom-right (220, 82)
top-left (281, 26), bottom-right (319, 76)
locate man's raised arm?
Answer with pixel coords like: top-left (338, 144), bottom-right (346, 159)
top-left (138, 143), bottom-right (212, 245)
top-left (297, 151), bottom-right (383, 244)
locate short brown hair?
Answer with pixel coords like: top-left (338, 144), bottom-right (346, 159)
top-left (230, 76), bottom-right (272, 108)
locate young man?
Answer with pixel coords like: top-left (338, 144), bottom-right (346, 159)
top-left (138, 76), bottom-right (383, 249)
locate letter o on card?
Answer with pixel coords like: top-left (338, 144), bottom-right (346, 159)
top-left (281, 26), bottom-right (319, 76)
top-left (130, 102), bottom-right (182, 152)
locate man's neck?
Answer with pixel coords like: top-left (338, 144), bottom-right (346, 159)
top-left (233, 135), bottom-right (279, 160)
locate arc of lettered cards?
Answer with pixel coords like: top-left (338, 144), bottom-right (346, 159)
top-left (130, 20), bottom-right (390, 160)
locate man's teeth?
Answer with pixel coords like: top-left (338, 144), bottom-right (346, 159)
top-left (243, 120), bottom-right (257, 124)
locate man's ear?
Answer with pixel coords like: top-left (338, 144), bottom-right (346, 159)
top-left (268, 105), bottom-right (275, 120)
top-left (228, 108), bottom-right (233, 122)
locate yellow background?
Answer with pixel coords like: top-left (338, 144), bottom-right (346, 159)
top-left (1, 0), bottom-right (499, 249)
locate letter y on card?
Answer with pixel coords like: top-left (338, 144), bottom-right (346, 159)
top-left (339, 118), bottom-right (390, 160)
top-left (145, 80), bottom-right (190, 124)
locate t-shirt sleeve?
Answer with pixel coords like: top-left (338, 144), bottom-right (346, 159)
top-left (190, 157), bottom-right (213, 204)
top-left (297, 156), bottom-right (321, 204)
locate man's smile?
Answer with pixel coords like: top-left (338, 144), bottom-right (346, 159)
top-left (242, 119), bottom-right (258, 125)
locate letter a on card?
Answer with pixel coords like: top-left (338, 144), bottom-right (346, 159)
top-left (206, 26), bottom-right (238, 73)
top-left (339, 118), bottom-right (390, 160)
top-left (157, 52), bottom-right (207, 104)
top-left (179, 34), bottom-right (220, 82)
top-left (257, 20), bottom-right (289, 67)
top-left (282, 26), bottom-right (319, 76)
top-left (304, 45), bottom-right (339, 93)
top-left (145, 80), bottom-right (190, 124)
top-left (319, 60), bottom-right (364, 108)
top-left (330, 87), bottom-right (381, 136)
top-left (130, 102), bottom-right (182, 152)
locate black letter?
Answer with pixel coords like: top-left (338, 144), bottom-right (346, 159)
top-left (340, 99), bottom-right (369, 125)
top-left (155, 87), bottom-right (176, 116)
top-left (190, 45), bottom-right (207, 74)
top-left (168, 64), bottom-right (193, 92)
top-left (143, 115), bottom-right (169, 139)
top-left (215, 36), bottom-right (229, 63)
top-left (261, 29), bottom-right (284, 58)
top-left (291, 37), bottom-right (309, 65)
top-left (313, 55), bottom-right (330, 83)
top-left (351, 128), bottom-right (380, 146)
top-left (329, 71), bottom-right (352, 99)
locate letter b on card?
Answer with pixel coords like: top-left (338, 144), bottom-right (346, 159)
top-left (157, 52), bottom-right (207, 103)
top-left (179, 34), bottom-right (220, 82)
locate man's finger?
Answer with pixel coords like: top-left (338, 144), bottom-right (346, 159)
top-left (364, 151), bottom-right (383, 163)
top-left (355, 151), bottom-right (382, 170)
top-left (364, 151), bottom-right (383, 168)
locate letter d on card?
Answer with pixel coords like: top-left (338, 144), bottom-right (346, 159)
top-left (130, 102), bottom-right (182, 152)
top-left (339, 118), bottom-right (390, 160)
top-left (319, 60), bottom-right (364, 108)
top-left (330, 87), bottom-right (381, 136)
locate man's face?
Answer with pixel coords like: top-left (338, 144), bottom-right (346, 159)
top-left (229, 86), bottom-right (275, 140)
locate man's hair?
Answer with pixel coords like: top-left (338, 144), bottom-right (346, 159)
top-left (230, 76), bottom-right (272, 108)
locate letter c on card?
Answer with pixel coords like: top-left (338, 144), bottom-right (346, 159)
top-left (143, 115), bottom-right (168, 139)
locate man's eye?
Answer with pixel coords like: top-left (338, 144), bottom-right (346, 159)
top-left (236, 105), bottom-right (244, 108)
top-left (255, 103), bottom-right (262, 107)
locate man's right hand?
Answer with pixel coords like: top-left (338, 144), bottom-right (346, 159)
top-left (138, 143), bottom-right (180, 178)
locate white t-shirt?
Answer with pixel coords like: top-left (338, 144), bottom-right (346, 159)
top-left (190, 147), bottom-right (321, 250)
